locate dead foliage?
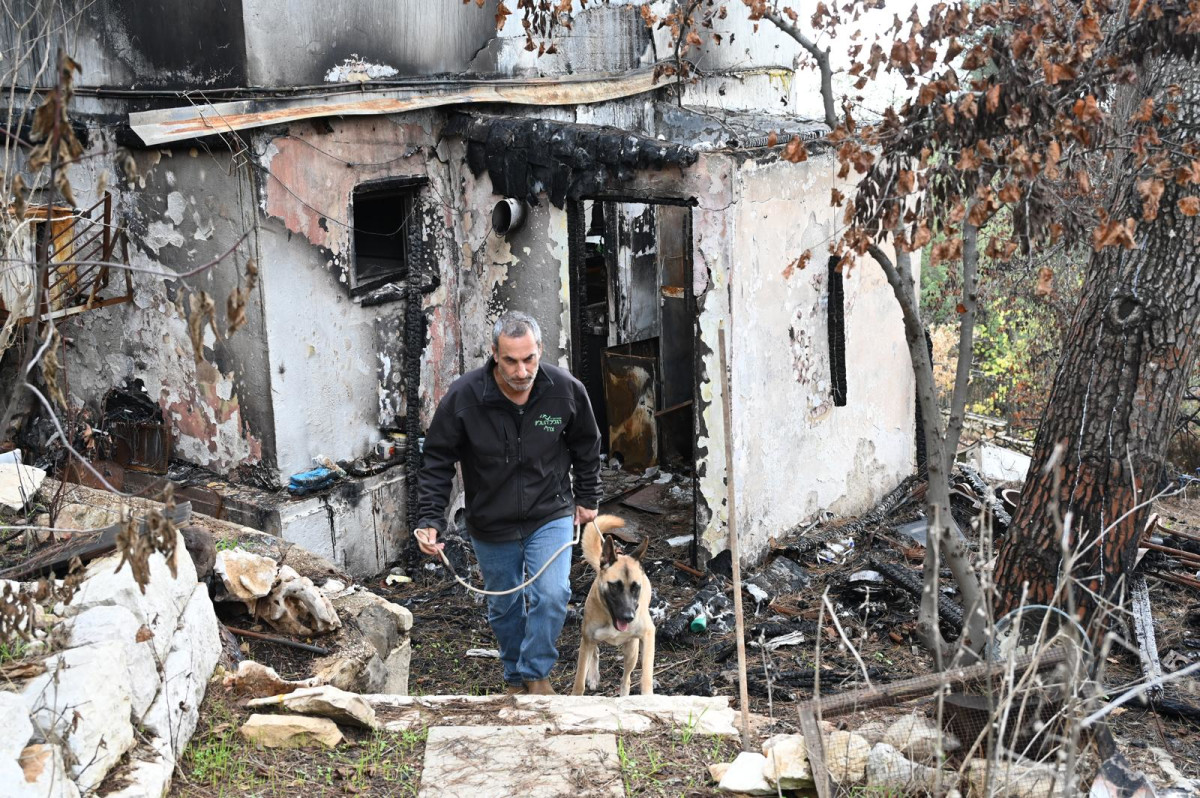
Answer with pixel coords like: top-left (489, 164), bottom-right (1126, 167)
top-left (113, 486), bottom-right (179, 594)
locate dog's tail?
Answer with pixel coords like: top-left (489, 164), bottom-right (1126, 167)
top-left (581, 514), bottom-right (625, 571)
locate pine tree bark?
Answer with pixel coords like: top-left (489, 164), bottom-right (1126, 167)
top-left (994, 66), bottom-right (1200, 628)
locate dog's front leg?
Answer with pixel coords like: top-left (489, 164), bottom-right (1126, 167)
top-left (619, 638), bottom-right (640, 697)
top-left (639, 630), bottom-right (655, 696)
top-left (572, 639), bottom-right (597, 696)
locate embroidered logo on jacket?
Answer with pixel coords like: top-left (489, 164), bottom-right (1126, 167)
top-left (534, 413), bottom-right (563, 432)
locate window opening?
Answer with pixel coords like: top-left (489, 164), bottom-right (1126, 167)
top-left (351, 184), bottom-right (420, 295)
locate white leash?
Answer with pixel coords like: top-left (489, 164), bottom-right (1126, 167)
top-left (414, 521), bottom-right (592, 597)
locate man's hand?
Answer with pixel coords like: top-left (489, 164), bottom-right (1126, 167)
top-left (574, 506), bottom-right (598, 527)
top-left (415, 527), bottom-right (444, 557)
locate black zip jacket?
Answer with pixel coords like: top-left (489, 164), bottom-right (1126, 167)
top-left (416, 359), bottom-right (602, 541)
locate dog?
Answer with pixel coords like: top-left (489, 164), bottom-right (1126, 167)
top-left (572, 515), bottom-right (655, 697)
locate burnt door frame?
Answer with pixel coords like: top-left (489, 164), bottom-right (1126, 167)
top-left (566, 194), bottom-right (701, 561)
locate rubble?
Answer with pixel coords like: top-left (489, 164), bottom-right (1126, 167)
top-left (717, 751), bottom-right (775, 795)
top-left (866, 742), bottom-right (959, 792)
top-left (761, 734), bottom-right (814, 789)
top-left (882, 712), bottom-right (961, 763)
top-left (247, 685), bottom-right (378, 729)
top-left (223, 660), bottom-right (322, 698)
top-left (824, 730), bottom-right (871, 784)
top-left (239, 714), bottom-right (343, 749)
top-left (744, 556), bottom-right (811, 607)
top-left (214, 548), bottom-right (277, 610)
top-left (3, 527), bottom-right (218, 795)
top-left (255, 564), bottom-right (341, 636)
top-left (0, 462), bottom-right (46, 511)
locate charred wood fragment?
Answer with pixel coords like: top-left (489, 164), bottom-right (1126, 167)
top-left (871, 558), bottom-right (964, 635)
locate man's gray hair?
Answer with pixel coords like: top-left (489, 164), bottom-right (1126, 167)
top-left (492, 311), bottom-right (542, 348)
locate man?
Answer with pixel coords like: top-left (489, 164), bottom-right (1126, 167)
top-left (414, 311), bottom-right (601, 695)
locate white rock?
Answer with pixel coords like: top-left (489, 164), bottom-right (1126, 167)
top-left (0, 759), bottom-right (28, 796)
top-left (381, 638), bottom-right (412, 695)
top-left (967, 757), bottom-right (1065, 798)
top-left (19, 641), bottom-right (134, 793)
top-left (140, 583), bottom-right (221, 759)
top-left (866, 742), bottom-right (958, 792)
top-left (825, 730), bottom-right (871, 784)
top-left (224, 660), bottom-right (322, 698)
top-left (96, 748), bottom-right (173, 798)
top-left (255, 565), bottom-right (340, 637)
top-left (15, 743), bottom-right (79, 798)
top-left (66, 604), bottom-right (159, 717)
top-left (240, 714), bottom-right (343, 749)
top-left (0, 691), bottom-right (33, 760)
top-left (64, 530), bottom-right (197, 663)
top-left (717, 752), bottom-right (775, 795)
top-left (762, 733), bottom-right (813, 789)
top-left (214, 549), bottom-right (278, 610)
top-left (247, 685), bottom-right (377, 729)
top-left (855, 720), bottom-right (889, 744)
top-left (0, 462), bottom-right (46, 511)
top-left (883, 712), bottom-right (960, 763)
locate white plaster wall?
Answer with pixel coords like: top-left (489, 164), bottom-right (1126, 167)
top-left (713, 151), bottom-right (915, 562)
top-left (445, 139), bottom-right (573, 372)
top-left (256, 221), bottom-right (381, 477)
top-left (254, 115), bottom-right (463, 477)
top-left (54, 136), bottom-right (270, 473)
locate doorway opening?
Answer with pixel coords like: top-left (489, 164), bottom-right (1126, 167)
top-left (567, 198), bottom-right (699, 550)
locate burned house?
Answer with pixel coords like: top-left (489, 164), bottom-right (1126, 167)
top-left (1, 1), bottom-right (916, 576)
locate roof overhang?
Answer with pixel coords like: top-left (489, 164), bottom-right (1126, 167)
top-left (129, 68), bottom-right (663, 146)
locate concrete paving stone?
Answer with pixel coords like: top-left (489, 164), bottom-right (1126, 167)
top-left (370, 693), bottom-right (738, 736)
top-left (419, 726), bottom-right (622, 798)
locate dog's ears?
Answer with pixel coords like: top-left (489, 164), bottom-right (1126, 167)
top-left (601, 534), bottom-right (618, 568)
top-left (631, 535), bottom-right (648, 561)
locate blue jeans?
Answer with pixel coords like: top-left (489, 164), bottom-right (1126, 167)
top-left (470, 516), bottom-right (574, 685)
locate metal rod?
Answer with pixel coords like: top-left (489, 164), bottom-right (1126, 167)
top-left (653, 399), bottom-right (693, 417)
top-left (718, 322), bottom-right (751, 752)
top-left (1148, 571), bottom-right (1200, 591)
top-left (1140, 539), bottom-right (1200, 566)
top-left (225, 625), bottom-right (332, 656)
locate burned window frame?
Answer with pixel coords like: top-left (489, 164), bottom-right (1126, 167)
top-left (349, 176), bottom-right (428, 297)
top-left (827, 255), bottom-right (847, 406)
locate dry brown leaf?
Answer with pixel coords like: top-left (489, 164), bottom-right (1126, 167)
top-left (1034, 266), bottom-right (1054, 297)
top-left (1137, 178), bottom-right (1165, 220)
top-left (1132, 98), bottom-right (1155, 124)
top-left (1092, 217), bottom-right (1138, 250)
top-left (1179, 196), bottom-right (1200, 216)
top-left (187, 291), bottom-right (217, 364)
top-left (985, 84), bottom-right (1002, 113)
top-left (783, 137), bottom-right (808, 163)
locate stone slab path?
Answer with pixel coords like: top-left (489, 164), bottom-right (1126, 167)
top-left (361, 694), bottom-right (739, 798)
top-left (421, 725), bottom-right (623, 798)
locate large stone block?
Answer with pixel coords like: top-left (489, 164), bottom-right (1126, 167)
top-left (66, 604), bottom-right (160, 717)
top-left (140, 583), bottom-right (220, 759)
top-left (19, 642), bottom-right (134, 793)
top-left (62, 530), bottom-right (197, 663)
top-left (0, 691), bottom-right (33, 761)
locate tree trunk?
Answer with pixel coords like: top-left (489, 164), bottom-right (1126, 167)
top-left (870, 243), bottom-right (989, 661)
top-left (994, 66), bottom-right (1200, 630)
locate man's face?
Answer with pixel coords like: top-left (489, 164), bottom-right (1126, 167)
top-left (493, 332), bottom-right (541, 393)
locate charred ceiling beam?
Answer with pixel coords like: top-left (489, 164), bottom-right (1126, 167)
top-left (447, 113), bottom-right (697, 208)
top-left (128, 67), bottom-right (665, 146)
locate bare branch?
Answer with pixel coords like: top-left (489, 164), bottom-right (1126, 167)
top-left (944, 216), bottom-right (980, 475)
top-left (757, 7), bottom-right (837, 130)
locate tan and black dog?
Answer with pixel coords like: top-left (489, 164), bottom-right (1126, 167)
top-left (572, 515), bottom-right (655, 697)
